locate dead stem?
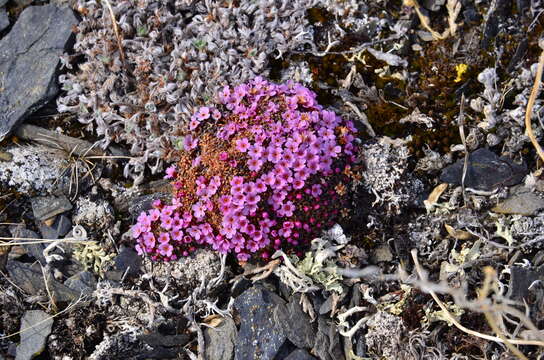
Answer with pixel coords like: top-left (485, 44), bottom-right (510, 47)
top-left (524, 45), bottom-right (544, 164)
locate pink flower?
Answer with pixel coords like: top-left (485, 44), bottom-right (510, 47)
top-left (192, 202), bottom-right (206, 219)
top-left (164, 165), bottom-right (177, 179)
top-left (158, 232), bottom-right (170, 243)
top-left (149, 209), bottom-right (161, 222)
top-left (161, 216), bottom-right (173, 230)
top-left (158, 242), bottom-right (173, 257)
top-left (230, 176), bottom-right (244, 187)
top-left (171, 229), bottom-right (184, 241)
top-left (235, 138), bottom-right (250, 152)
top-left (132, 224), bottom-right (143, 238)
top-left (143, 232), bottom-right (155, 247)
top-left (218, 151), bottom-right (229, 161)
top-left (189, 118), bottom-right (201, 130)
top-left (184, 134), bottom-right (198, 150)
top-left (247, 158), bottom-right (263, 172)
top-left (196, 106), bottom-right (211, 120)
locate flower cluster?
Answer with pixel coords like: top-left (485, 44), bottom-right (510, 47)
top-left (133, 78), bottom-right (357, 261)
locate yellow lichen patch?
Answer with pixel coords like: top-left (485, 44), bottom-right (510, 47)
top-left (454, 63), bottom-right (469, 83)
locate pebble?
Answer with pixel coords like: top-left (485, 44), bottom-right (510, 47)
top-left (15, 310), bottom-right (53, 360)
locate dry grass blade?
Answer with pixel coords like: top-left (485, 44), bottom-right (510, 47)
top-left (524, 45), bottom-right (544, 164)
top-left (101, 0), bottom-right (126, 67)
top-left (410, 249), bottom-right (544, 347)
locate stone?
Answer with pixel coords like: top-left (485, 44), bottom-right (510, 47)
top-left (507, 266), bottom-right (544, 301)
top-left (6, 260), bottom-right (79, 302)
top-left (37, 220), bottom-right (59, 240)
top-left (311, 317), bottom-right (344, 360)
top-left (15, 310), bottom-right (53, 360)
top-left (371, 244), bottom-right (394, 263)
top-left (73, 196), bottom-right (114, 230)
top-left (8, 225), bottom-right (45, 264)
top-left (54, 215), bottom-right (72, 237)
top-left (273, 294), bottom-right (315, 349)
top-left (0, 7), bottom-right (9, 32)
top-left (0, 145), bottom-right (73, 195)
top-left (492, 187), bottom-right (544, 216)
top-left (0, 0), bottom-right (8, 7)
top-left (31, 195), bottom-right (72, 221)
top-left (285, 349), bottom-right (317, 360)
top-left (0, 4), bottom-right (78, 141)
top-left (64, 271), bottom-right (97, 295)
top-left (439, 148), bottom-right (527, 191)
top-left (234, 285), bottom-right (287, 360)
top-left (204, 317), bottom-right (237, 360)
top-left (114, 248), bottom-right (142, 277)
top-left (128, 192), bottom-right (170, 218)
top-left (137, 333), bottom-right (191, 348)
top-left (421, 0), bottom-right (445, 11)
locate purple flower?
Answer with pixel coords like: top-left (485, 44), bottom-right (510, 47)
top-left (158, 232), bottom-right (170, 243)
top-left (247, 158), bottom-right (263, 172)
top-left (158, 242), bottom-right (173, 257)
top-left (196, 107), bottom-right (210, 121)
top-left (235, 138), bottom-right (250, 152)
top-left (184, 134), bottom-right (198, 150)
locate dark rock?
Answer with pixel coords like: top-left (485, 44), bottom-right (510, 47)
top-left (0, 8), bottom-right (9, 32)
top-left (0, 0), bottom-right (8, 7)
top-left (127, 192), bottom-right (170, 218)
top-left (439, 148), bottom-right (527, 191)
top-left (15, 310), bottom-right (53, 360)
top-left (8, 225), bottom-right (45, 264)
top-left (204, 317), bottom-right (237, 360)
top-left (230, 278), bottom-right (252, 298)
top-left (507, 38), bottom-right (528, 72)
top-left (507, 266), bottom-right (544, 301)
top-left (136, 348), bottom-right (177, 359)
top-left (64, 271), bottom-right (97, 295)
top-left (114, 248), bottom-right (142, 276)
top-left (311, 317), bottom-right (344, 360)
top-left (137, 333), bottom-right (191, 348)
top-left (492, 187), bottom-right (544, 216)
top-left (421, 0), bottom-right (445, 11)
top-left (273, 294), bottom-right (315, 349)
top-left (6, 260), bottom-right (79, 302)
top-left (31, 195), bottom-right (72, 221)
top-left (54, 215), bottom-right (72, 237)
top-left (481, 16), bottom-right (499, 49)
top-left (234, 285), bottom-right (287, 360)
top-left (285, 349), bottom-right (317, 360)
top-left (37, 220), bottom-right (59, 240)
top-left (0, 4), bottom-right (78, 141)
top-left (462, 7), bottom-right (481, 24)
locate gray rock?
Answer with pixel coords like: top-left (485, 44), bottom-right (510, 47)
top-left (0, 7), bottom-right (9, 32)
top-left (115, 248), bottom-right (142, 276)
top-left (0, 4), bottom-right (78, 141)
top-left (6, 260), bottom-right (79, 302)
top-left (15, 310), bottom-right (53, 360)
top-left (31, 195), bottom-right (72, 221)
top-left (285, 349), bottom-right (317, 360)
top-left (507, 266), bottom-right (544, 301)
top-left (54, 215), bottom-right (72, 237)
top-left (8, 225), bottom-right (45, 264)
top-left (273, 294), bottom-right (315, 349)
top-left (0, 0), bottom-right (8, 8)
top-left (128, 192), bottom-right (170, 218)
top-left (371, 244), bottom-right (393, 263)
top-left (311, 317), bottom-right (344, 360)
top-left (439, 148), bottom-right (527, 191)
top-left (37, 220), bottom-right (59, 240)
top-left (234, 285), bottom-right (286, 360)
top-left (421, 0), bottom-right (445, 11)
top-left (137, 333), bottom-right (191, 348)
top-left (64, 271), bottom-right (97, 295)
top-left (492, 187), bottom-right (544, 216)
top-left (204, 317), bottom-right (237, 360)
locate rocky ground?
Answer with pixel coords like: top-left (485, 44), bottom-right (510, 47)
top-left (2, 0), bottom-right (544, 359)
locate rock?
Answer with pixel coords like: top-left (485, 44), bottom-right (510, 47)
top-left (128, 192), bottom-right (170, 218)
top-left (234, 285), bottom-right (287, 360)
top-left (311, 317), bottom-right (344, 360)
top-left (54, 215), bottom-right (72, 237)
top-left (0, 145), bottom-right (72, 195)
top-left (439, 148), bottom-right (527, 191)
top-left (273, 294), bottom-right (315, 349)
top-left (421, 0), bottom-right (445, 11)
top-left (285, 349), bottom-right (317, 360)
top-left (137, 333), bottom-right (191, 348)
top-left (506, 266), bottom-right (544, 301)
top-left (8, 225), bottom-right (45, 264)
top-left (114, 248), bottom-right (142, 277)
top-left (364, 311), bottom-right (406, 359)
top-left (15, 310), bottom-right (53, 360)
top-left (31, 195), bottom-right (72, 221)
top-left (0, 7), bottom-right (9, 32)
top-left (64, 271), bottom-right (97, 295)
top-left (6, 260), bottom-right (79, 302)
top-left (204, 317), bottom-right (237, 360)
top-left (492, 187), bottom-right (544, 216)
top-left (37, 220), bottom-right (59, 240)
top-left (0, 0), bottom-right (8, 7)
top-left (73, 196), bottom-right (114, 230)
top-left (0, 4), bottom-right (78, 141)
top-left (371, 244), bottom-right (393, 263)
